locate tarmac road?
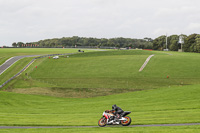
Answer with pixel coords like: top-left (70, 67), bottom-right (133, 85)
top-left (0, 123), bottom-right (200, 129)
top-left (0, 55), bottom-right (40, 75)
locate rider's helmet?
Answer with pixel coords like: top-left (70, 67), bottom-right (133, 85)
top-left (112, 104), bottom-right (117, 110)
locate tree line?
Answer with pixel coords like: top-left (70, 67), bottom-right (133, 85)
top-left (12, 36), bottom-right (153, 49)
top-left (153, 33), bottom-right (200, 53)
top-left (12, 33), bottom-right (200, 53)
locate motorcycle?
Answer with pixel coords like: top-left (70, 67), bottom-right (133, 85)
top-left (98, 110), bottom-right (131, 127)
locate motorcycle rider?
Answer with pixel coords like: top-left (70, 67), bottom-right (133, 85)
top-left (111, 104), bottom-right (124, 120)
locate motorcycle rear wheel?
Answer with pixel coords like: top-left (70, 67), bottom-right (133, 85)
top-left (98, 117), bottom-right (107, 127)
top-left (121, 116), bottom-right (131, 126)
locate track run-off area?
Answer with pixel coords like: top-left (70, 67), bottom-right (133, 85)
top-left (0, 123), bottom-right (200, 129)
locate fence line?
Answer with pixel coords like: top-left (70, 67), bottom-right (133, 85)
top-left (0, 53), bottom-right (74, 88)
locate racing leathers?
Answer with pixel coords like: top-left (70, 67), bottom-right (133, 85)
top-left (111, 104), bottom-right (124, 119)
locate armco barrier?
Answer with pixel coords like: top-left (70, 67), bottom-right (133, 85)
top-left (0, 53), bottom-right (74, 89)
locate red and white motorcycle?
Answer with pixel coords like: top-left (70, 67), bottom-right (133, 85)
top-left (98, 110), bottom-right (131, 127)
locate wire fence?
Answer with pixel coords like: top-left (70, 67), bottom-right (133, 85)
top-left (0, 53), bottom-right (74, 88)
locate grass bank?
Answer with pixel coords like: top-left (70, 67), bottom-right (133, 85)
top-left (0, 83), bottom-right (199, 126)
top-left (5, 50), bottom-right (200, 97)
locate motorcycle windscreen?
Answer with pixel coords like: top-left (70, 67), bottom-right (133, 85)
top-left (121, 111), bottom-right (131, 117)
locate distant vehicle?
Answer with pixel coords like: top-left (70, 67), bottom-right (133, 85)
top-left (78, 50), bottom-right (84, 52)
top-left (53, 56), bottom-right (59, 59)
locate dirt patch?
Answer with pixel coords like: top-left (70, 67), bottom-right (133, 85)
top-left (5, 87), bottom-right (143, 98)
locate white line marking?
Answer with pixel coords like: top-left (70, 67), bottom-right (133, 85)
top-left (0, 57), bottom-right (13, 67)
top-left (139, 54), bottom-right (154, 72)
top-left (0, 57), bottom-right (22, 75)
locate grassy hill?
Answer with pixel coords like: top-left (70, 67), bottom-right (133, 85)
top-left (0, 84), bottom-right (200, 126)
top-left (4, 50), bottom-right (200, 97)
top-left (3, 50), bottom-right (158, 96)
top-left (0, 49), bottom-right (200, 132)
top-left (0, 83), bottom-right (199, 133)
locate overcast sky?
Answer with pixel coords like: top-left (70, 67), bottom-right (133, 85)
top-left (1, 0), bottom-right (200, 46)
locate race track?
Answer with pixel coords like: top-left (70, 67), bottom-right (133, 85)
top-left (0, 55), bottom-right (40, 75)
top-left (0, 123), bottom-right (200, 129)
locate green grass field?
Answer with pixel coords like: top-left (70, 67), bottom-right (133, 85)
top-left (5, 50), bottom-right (200, 97)
top-left (1, 83), bottom-right (200, 126)
top-left (0, 83), bottom-right (200, 132)
top-left (0, 49), bottom-right (200, 132)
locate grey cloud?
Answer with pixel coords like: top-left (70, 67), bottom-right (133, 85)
top-left (0, 0), bottom-right (200, 46)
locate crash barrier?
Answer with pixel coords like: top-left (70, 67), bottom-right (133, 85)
top-left (0, 53), bottom-right (74, 88)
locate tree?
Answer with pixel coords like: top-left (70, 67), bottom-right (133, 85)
top-left (183, 34), bottom-right (197, 52)
top-left (12, 42), bottom-right (17, 47)
top-left (17, 42), bottom-right (24, 47)
top-left (152, 35), bottom-right (166, 50)
top-left (71, 36), bottom-right (79, 46)
top-left (144, 37), bottom-right (153, 42)
top-left (108, 39), bottom-right (115, 47)
top-left (195, 34), bottom-right (200, 53)
top-left (100, 38), bottom-right (108, 46)
top-left (168, 35), bottom-right (179, 51)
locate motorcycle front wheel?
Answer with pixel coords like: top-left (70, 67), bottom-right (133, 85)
top-left (98, 117), bottom-right (107, 127)
top-left (121, 116), bottom-right (131, 126)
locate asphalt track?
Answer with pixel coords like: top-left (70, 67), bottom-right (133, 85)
top-left (0, 55), bottom-right (40, 75)
top-left (0, 123), bottom-right (200, 129)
